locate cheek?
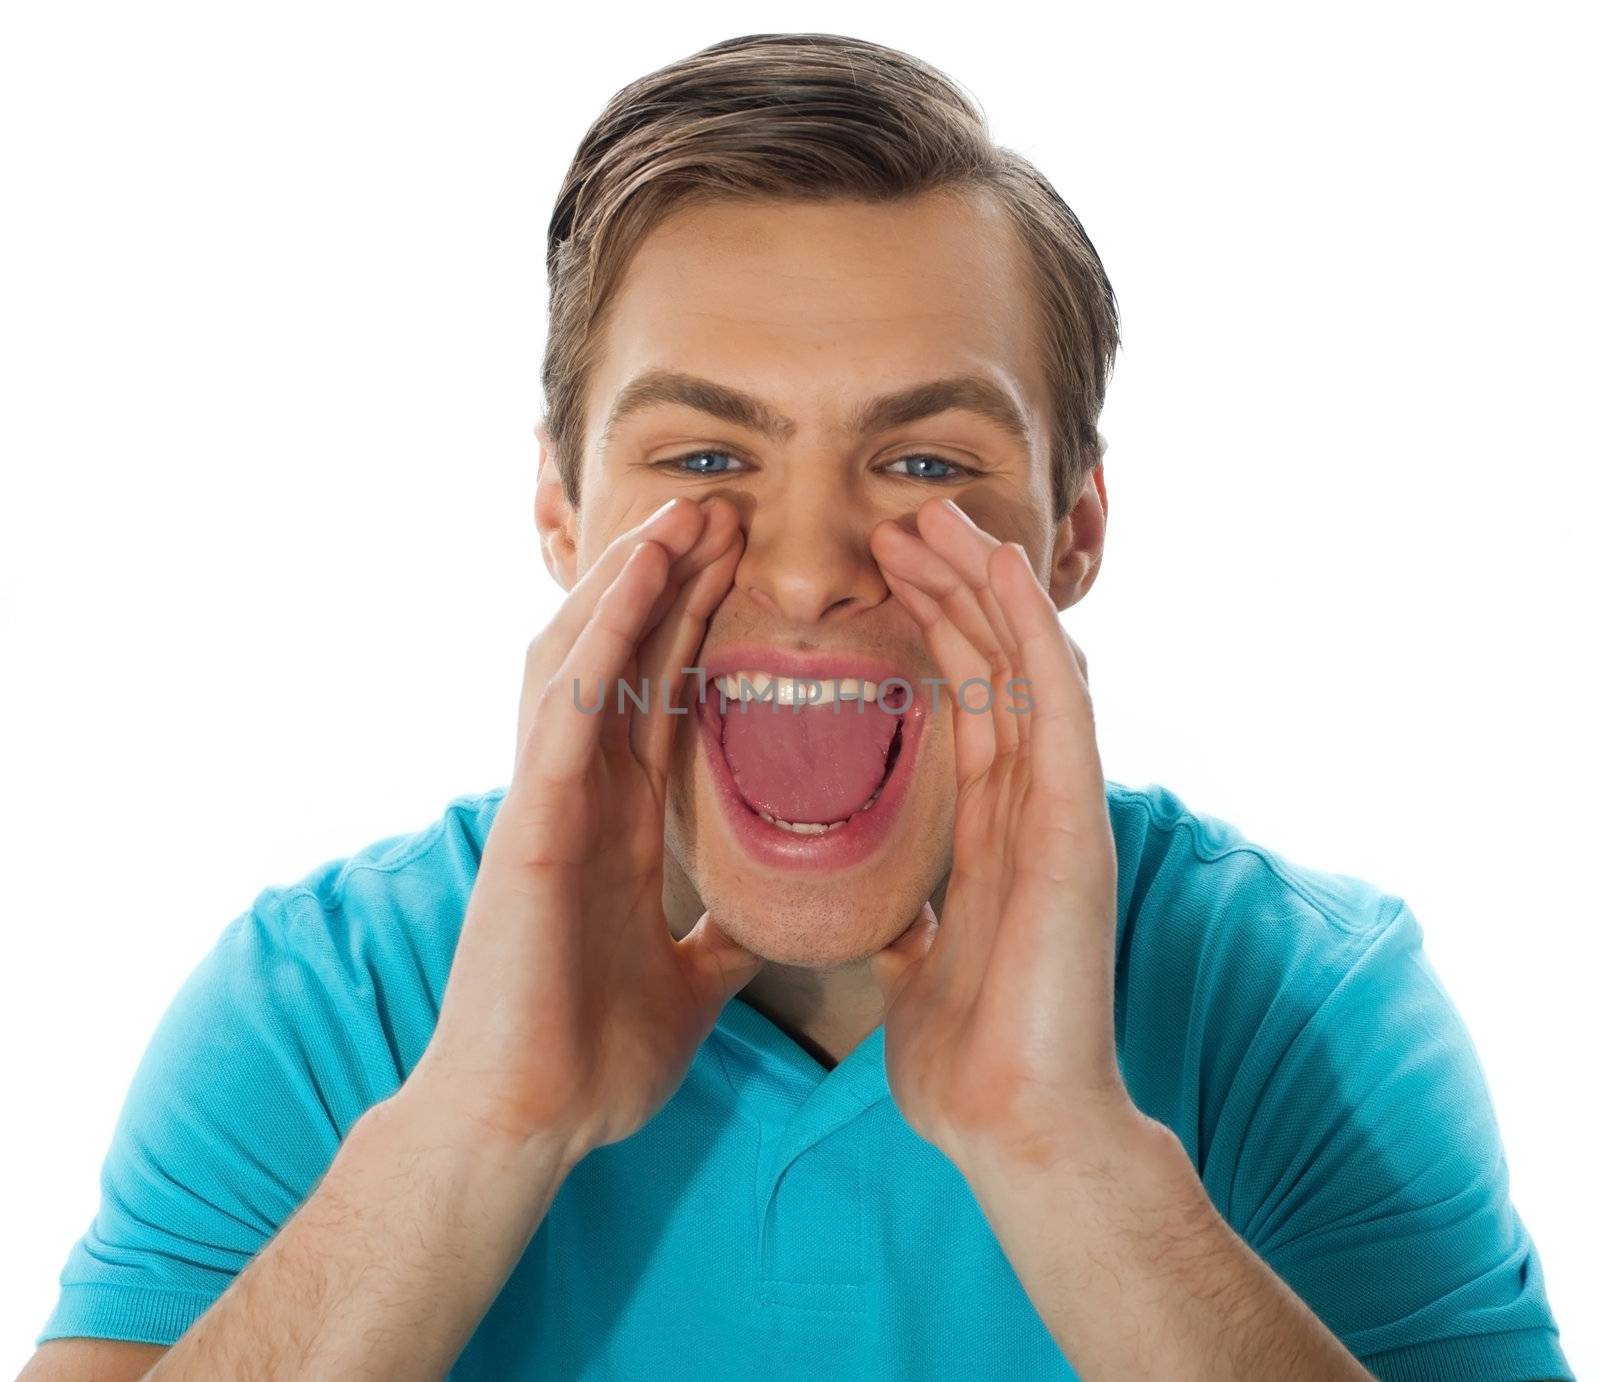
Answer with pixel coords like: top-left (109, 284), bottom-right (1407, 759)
top-left (572, 494), bottom-right (659, 567)
top-left (665, 715), bottom-right (703, 816)
top-left (915, 697), bottom-right (957, 789)
top-left (955, 496), bottom-right (1052, 566)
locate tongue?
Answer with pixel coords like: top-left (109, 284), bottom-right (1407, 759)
top-left (720, 700), bottom-right (900, 823)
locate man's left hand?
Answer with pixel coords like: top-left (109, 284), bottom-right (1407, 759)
top-left (866, 495), bottom-right (1136, 1175)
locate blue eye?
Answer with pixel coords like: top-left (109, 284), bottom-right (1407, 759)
top-left (657, 450), bottom-right (973, 481)
top-left (659, 449), bottom-right (748, 476)
top-left (884, 454), bottom-right (971, 482)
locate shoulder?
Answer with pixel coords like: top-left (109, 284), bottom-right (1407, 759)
top-left (1102, 785), bottom-right (1571, 1375)
top-left (268, 782), bottom-right (506, 921)
top-left (30, 785), bottom-right (511, 1348)
top-left (205, 783), bottom-right (509, 1101)
top-left (1106, 777), bottom-right (1406, 962)
top-left (263, 783), bottom-right (506, 952)
top-left (1104, 780), bottom-right (1421, 1146)
top-left (1107, 777), bottom-right (1408, 985)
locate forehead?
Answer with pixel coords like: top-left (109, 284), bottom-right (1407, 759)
top-left (582, 188), bottom-right (1049, 459)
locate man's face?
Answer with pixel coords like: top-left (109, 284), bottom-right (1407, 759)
top-left (541, 187), bottom-right (1086, 970)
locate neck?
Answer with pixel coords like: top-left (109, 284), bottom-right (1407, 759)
top-left (735, 959), bottom-right (883, 1071)
top-left (663, 857), bottom-right (950, 1072)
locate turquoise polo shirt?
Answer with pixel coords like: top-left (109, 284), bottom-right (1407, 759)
top-left (36, 781), bottom-right (1574, 1380)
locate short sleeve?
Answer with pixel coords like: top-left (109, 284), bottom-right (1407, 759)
top-left (1224, 901), bottom-right (1574, 1382)
top-left (35, 889), bottom-right (395, 1347)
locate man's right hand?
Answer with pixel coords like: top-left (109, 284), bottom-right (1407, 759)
top-left (405, 494), bottom-right (762, 1165)
top-left (46, 497), bottom-right (760, 1382)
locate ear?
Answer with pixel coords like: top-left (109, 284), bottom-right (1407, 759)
top-left (1047, 451), bottom-right (1108, 611)
top-left (534, 420), bottom-right (580, 592)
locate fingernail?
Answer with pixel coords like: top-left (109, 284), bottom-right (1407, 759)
top-left (942, 498), bottom-right (973, 525)
top-left (646, 498), bottom-right (680, 525)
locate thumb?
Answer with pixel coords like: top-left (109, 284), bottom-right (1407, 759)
top-left (867, 901), bottom-right (939, 1007)
top-left (679, 910), bottom-right (765, 1012)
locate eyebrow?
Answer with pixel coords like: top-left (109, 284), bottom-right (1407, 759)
top-left (596, 368), bottom-right (1035, 454)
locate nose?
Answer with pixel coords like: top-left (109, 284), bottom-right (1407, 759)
top-left (732, 488), bottom-right (891, 626)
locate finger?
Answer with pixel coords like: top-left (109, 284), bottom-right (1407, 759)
top-left (915, 498), bottom-right (1024, 665)
top-left (630, 506), bottom-right (744, 777)
top-left (597, 498), bottom-right (741, 765)
top-left (1065, 629), bottom-right (1089, 685)
top-left (873, 521), bottom-right (1007, 776)
top-left (519, 539), bottom-right (674, 790)
top-left (866, 901), bottom-right (939, 1010)
top-left (517, 497), bottom-right (714, 763)
top-left (879, 558), bottom-right (996, 781)
top-left (873, 511), bottom-right (1013, 679)
top-left (529, 497), bottom-right (709, 688)
top-left (988, 547), bottom-right (1117, 1045)
top-left (915, 498), bottom-right (1029, 758)
top-left (634, 496), bottom-right (741, 643)
top-left (988, 541), bottom-right (1105, 819)
top-left (678, 911), bottom-right (766, 1022)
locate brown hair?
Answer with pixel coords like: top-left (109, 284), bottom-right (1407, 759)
top-left (542, 32), bottom-right (1119, 524)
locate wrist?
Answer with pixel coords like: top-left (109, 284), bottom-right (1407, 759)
top-left (952, 1086), bottom-right (1173, 1190)
top-left (380, 1068), bottom-right (592, 1183)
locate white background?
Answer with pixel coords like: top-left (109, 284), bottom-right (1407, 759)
top-left (2, 1), bottom-right (1594, 1373)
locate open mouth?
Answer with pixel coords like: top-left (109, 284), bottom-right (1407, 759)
top-left (694, 666), bottom-right (927, 871)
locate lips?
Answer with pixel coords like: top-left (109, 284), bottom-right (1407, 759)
top-left (692, 644), bottom-right (928, 872)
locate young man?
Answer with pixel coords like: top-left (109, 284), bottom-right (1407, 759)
top-left (26, 32), bottom-right (1572, 1382)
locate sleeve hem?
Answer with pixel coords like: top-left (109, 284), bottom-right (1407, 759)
top-left (35, 1283), bottom-right (220, 1350)
top-left (1360, 1326), bottom-right (1575, 1382)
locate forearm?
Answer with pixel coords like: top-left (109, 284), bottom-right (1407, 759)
top-left (145, 1080), bottom-right (582, 1382)
top-left (957, 1108), bottom-right (1372, 1382)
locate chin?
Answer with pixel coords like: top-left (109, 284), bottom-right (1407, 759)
top-left (687, 863), bottom-right (941, 970)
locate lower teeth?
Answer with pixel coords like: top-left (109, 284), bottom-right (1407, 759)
top-left (757, 781), bottom-right (885, 834)
top-left (758, 811), bottom-right (844, 834)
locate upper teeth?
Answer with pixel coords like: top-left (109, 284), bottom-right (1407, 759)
top-left (713, 672), bottom-right (880, 706)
